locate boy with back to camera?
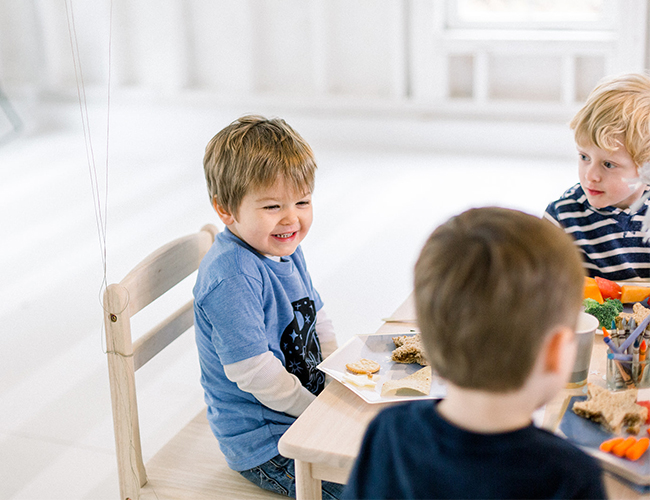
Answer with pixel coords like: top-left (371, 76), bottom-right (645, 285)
top-left (193, 115), bottom-right (343, 499)
top-left (342, 207), bottom-right (606, 500)
top-left (545, 73), bottom-right (650, 280)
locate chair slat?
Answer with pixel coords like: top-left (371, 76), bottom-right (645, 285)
top-left (133, 300), bottom-right (194, 371)
top-left (121, 230), bottom-right (213, 317)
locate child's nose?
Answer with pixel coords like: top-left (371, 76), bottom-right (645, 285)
top-left (584, 163), bottom-right (600, 182)
top-left (280, 209), bottom-right (298, 224)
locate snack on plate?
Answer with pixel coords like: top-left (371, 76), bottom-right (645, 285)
top-left (584, 277), bottom-right (604, 304)
top-left (391, 334), bottom-right (428, 365)
top-left (583, 298), bottom-right (623, 328)
top-left (600, 436), bottom-right (650, 461)
top-left (572, 384), bottom-right (648, 434)
top-left (380, 366), bottom-right (432, 397)
top-left (620, 285), bottom-right (650, 304)
top-left (345, 358), bottom-right (381, 375)
top-left (342, 372), bottom-right (380, 389)
top-left (616, 302), bottom-right (650, 331)
top-left (584, 276), bottom-right (650, 304)
top-left (595, 277), bottom-right (622, 301)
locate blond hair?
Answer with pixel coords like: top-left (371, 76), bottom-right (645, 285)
top-left (203, 115), bottom-right (316, 217)
top-left (414, 207), bottom-right (584, 392)
top-left (571, 73), bottom-right (650, 166)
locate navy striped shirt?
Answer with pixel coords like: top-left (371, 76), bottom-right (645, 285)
top-left (544, 184), bottom-right (650, 280)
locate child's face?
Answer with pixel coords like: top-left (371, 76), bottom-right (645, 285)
top-left (577, 141), bottom-right (645, 209)
top-left (223, 178), bottom-right (313, 257)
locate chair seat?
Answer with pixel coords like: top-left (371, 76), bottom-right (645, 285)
top-left (140, 410), bottom-right (285, 499)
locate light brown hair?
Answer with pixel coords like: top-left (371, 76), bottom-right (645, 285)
top-left (414, 207), bottom-right (584, 392)
top-left (571, 73), bottom-right (650, 166)
top-left (203, 115), bottom-right (316, 217)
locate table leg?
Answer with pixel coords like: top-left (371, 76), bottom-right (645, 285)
top-left (294, 459), bottom-right (322, 500)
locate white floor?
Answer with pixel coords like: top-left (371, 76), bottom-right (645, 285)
top-left (0, 99), bottom-right (578, 499)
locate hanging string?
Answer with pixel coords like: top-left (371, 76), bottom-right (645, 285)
top-left (64, 0), bottom-right (130, 346)
top-left (103, 0), bottom-right (112, 278)
top-left (65, 0), bottom-right (109, 281)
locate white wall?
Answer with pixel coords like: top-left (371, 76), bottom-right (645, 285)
top-left (1, 1), bottom-right (406, 100)
top-left (0, 0), bottom-right (649, 154)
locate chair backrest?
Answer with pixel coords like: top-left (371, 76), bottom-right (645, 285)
top-left (104, 224), bottom-right (218, 500)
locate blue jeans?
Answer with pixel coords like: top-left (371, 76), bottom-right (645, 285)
top-left (240, 454), bottom-right (345, 499)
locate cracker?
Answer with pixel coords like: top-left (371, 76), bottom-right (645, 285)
top-left (380, 366), bottom-right (432, 397)
top-left (346, 358), bottom-right (381, 375)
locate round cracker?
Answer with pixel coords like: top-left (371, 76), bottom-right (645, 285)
top-left (346, 358), bottom-right (380, 375)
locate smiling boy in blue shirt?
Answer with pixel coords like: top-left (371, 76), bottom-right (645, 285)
top-left (194, 115), bottom-right (342, 498)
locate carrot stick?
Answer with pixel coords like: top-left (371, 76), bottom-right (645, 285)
top-left (612, 436), bottom-right (637, 457)
top-left (600, 437), bottom-right (625, 453)
top-left (626, 437), bottom-right (650, 461)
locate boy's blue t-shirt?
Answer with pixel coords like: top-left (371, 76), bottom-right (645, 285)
top-left (193, 227), bottom-right (325, 471)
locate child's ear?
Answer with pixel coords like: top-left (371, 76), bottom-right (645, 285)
top-left (212, 196), bottom-right (235, 225)
top-left (543, 326), bottom-right (576, 374)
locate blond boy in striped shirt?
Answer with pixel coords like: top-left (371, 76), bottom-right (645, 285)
top-left (545, 73), bottom-right (650, 280)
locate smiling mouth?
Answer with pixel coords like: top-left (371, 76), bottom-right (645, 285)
top-left (273, 232), bottom-right (296, 239)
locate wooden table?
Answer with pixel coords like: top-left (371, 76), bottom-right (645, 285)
top-left (279, 294), bottom-right (648, 499)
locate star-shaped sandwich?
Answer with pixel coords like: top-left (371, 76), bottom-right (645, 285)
top-left (572, 384), bottom-right (648, 434)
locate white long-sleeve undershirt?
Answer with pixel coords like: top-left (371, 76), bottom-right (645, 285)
top-left (223, 310), bottom-right (338, 418)
top-left (314, 309), bottom-right (338, 359)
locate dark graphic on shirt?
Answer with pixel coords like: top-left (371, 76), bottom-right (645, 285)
top-left (280, 297), bottom-right (325, 396)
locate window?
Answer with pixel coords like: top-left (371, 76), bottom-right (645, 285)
top-left (447, 0), bottom-right (616, 30)
top-left (408, 0), bottom-right (647, 115)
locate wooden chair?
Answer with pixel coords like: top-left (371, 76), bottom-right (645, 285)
top-left (104, 224), bottom-right (284, 500)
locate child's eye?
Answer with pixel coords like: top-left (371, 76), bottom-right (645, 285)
top-left (296, 200), bottom-right (311, 207)
top-left (579, 153), bottom-right (589, 161)
top-left (263, 205), bottom-right (280, 210)
top-left (603, 161), bottom-right (615, 169)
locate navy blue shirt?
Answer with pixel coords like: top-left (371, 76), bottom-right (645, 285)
top-left (342, 400), bottom-right (605, 500)
top-left (544, 183), bottom-right (650, 280)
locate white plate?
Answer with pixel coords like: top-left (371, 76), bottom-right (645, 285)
top-left (318, 333), bottom-right (446, 404)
